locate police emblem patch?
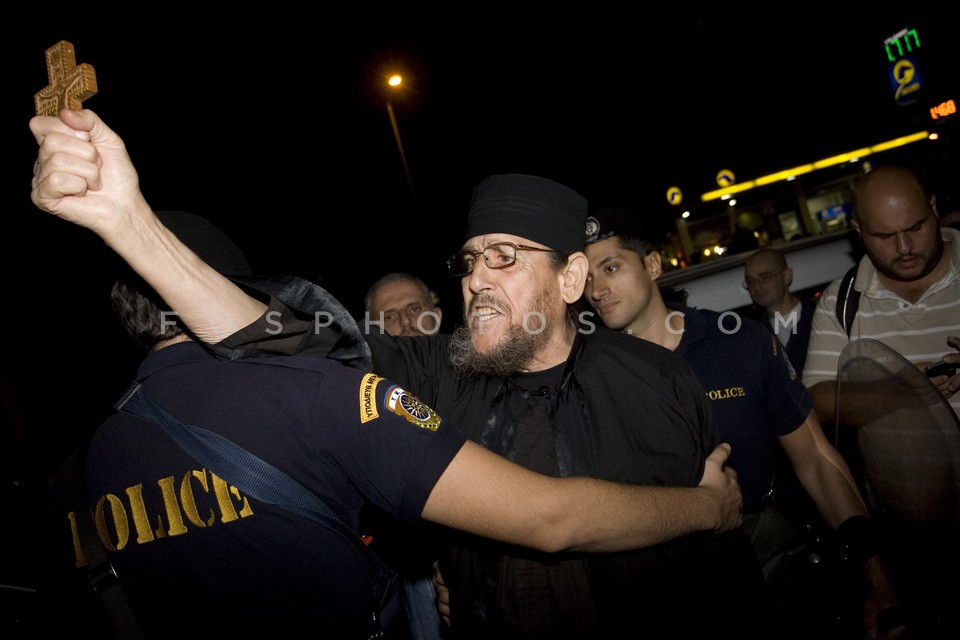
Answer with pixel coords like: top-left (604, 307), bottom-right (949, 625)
top-left (585, 216), bottom-right (600, 244)
top-left (385, 385), bottom-right (441, 431)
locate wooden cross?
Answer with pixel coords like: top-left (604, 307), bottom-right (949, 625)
top-left (34, 40), bottom-right (98, 116)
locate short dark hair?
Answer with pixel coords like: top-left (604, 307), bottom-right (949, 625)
top-left (110, 276), bottom-right (186, 351)
top-left (615, 234), bottom-right (655, 259)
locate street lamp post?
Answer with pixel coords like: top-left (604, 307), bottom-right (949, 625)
top-left (386, 74), bottom-right (416, 205)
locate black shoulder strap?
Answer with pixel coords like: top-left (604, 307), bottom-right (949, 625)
top-left (71, 437), bottom-right (146, 638)
top-left (835, 265), bottom-right (860, 337)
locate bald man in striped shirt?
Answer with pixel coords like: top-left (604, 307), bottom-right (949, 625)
top-left (803, 164), bottom-right (960, 425)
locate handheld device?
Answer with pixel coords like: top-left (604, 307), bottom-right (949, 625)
top-left (926, 359), bottom-right (960, 378)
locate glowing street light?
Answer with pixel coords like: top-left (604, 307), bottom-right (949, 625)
top-left (386, 74), bottom-right (416, 204)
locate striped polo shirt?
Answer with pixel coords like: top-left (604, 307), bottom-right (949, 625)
top-left (803, 227), bottom-right (960, 419)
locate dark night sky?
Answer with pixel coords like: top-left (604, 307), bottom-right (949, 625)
top-left (3, 10), bottom-right (958, 474)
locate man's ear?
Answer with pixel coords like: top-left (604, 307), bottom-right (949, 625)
top-left (783, 267), bottom-right (794, 288)
top-left (561, 253), bottom-right (589, 304)
top-left (645, 251), bottom-right (664, 282)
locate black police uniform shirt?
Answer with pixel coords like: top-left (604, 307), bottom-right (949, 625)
top-left (40, 341), bottom-right (466, 637)
top-left (669, 303), bottom-right (814, 514)
top-left (219, 277), bottom-right (774, 637)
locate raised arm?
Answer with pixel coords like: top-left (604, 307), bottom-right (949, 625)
top-left (423, 441), bottom-right (742, 552)
top-left (30, 109), bottom-right (264, 342)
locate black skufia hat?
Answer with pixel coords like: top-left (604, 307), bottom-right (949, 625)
top-left (464, 174), bottom-right (588, 254)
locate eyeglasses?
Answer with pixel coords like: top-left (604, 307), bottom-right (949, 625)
top-left (447, 242), bottom-right (554, 277)
top-left (742, 269), bottom-right (784, 290)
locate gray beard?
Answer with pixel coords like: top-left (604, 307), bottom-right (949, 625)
top-left (448, 323), bottom-right (549, 378)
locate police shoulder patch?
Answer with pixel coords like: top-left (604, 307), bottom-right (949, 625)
top-left (384, 384), bottom-right (441, 431)
top-left (359, 373), bottom-right (383, 424)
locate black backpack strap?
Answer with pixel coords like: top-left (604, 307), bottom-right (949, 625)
top-left (834, 265), bottom-right (860, 338)
top-left (71, 437), bottom-right (146, 638)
